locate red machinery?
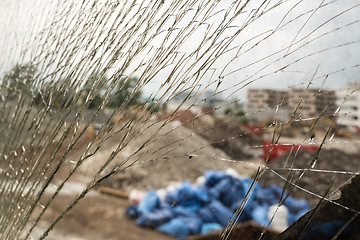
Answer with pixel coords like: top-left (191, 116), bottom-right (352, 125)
top-left (262, 140), bottom-right (318, 161)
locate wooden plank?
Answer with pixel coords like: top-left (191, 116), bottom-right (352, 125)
top-left (98, 186), bottom-right (129, 199)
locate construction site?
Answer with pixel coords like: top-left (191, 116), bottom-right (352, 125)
top-left (1, 1), bottom-right (360, 240)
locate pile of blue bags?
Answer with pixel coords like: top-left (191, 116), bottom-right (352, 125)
top-left (126, 170), bottom-right (311, 239)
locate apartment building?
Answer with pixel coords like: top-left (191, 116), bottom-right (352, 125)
top-left (246, 89), bottom-right (290, 123)
top-left (336, 83), bottom-right (360, 129)
top-left (287, 88), bottom-right (337, 119)
top-left (246, 88), bottom-right (337, 123)
top-left (247, 89), bottom-right (288, 109)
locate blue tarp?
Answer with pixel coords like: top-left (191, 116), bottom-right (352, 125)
top-left (127, 170), bottom-right (312, 239)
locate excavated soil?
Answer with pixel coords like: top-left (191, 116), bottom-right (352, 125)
top-left (100, 119), bottom-right (262, 192)
top-left (258, 148), bottom-right (360, 206)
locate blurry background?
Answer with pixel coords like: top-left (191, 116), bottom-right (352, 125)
top-left (0, 0), bottom-right (359, 239)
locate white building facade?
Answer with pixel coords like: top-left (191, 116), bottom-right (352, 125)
top-left (336, 83), bottom-right (360, 130)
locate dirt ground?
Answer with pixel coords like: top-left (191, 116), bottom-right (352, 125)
top-left (259, 147), bottom-right (360, 206)
top-left (29, 186), bottom-right (174, 240)
top-left (260, 128), bottom-right (360, 206)
top-left (79, 119), bottom-right (263, 191)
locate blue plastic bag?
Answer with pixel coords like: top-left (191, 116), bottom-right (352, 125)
top-left (136, 208), bottom-right (174, 228)
top-left (249, 204), bottom-right (269, 226)
top-left (165, 182), bottom-right (209, 208)
top-left (126, 205), bottom-right (139, 219)
top-left (254, 185), bottom-right (281, 206)
top-left (138, 190), bottom-right (159, 214)
top-left (222, 178), bottom-right (247, 211)
top-left (198, 200), bottom-right (234, 226)
top-left (284, 197), bottom-right (311, 214)
top-left (173, 205), bottom-right (199, 218)
top-left (207, 177), bottom-right (234, 200)
top-left (201, 223), bottom-right (222, 234)
top-left (129, 170), bottom-right (315, 239)
top-left (204, 170), bottom-right (230, 187)
top-left (157, 218), bottom-right (190, 239)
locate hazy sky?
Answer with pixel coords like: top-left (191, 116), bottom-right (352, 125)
top-left (1, 0), bottom-right (359, 101)
top-left (129, 0), bottom-right (360, 99)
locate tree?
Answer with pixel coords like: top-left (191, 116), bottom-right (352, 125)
top-left (224, 102), bottom-right (248, 124)
top-left (78, 75), bottom-right (142, 109)
top-left (78, 73), bottom-right (108, 109)
top-left (146, 100), bottom-right (166, 113)
top-left (2, 63), bottom-right (37, 98)
top-left (224, 102), bottom-right (246, 117)
top-left (109, 77), bottom-right (141, 109)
